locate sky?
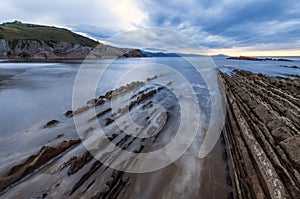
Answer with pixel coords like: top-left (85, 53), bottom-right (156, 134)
top-left (0, 0), bottom-right (299, 56)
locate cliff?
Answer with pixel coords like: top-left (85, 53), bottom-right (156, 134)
top-left (0, 21), bottom-right (145, 59)
top-left (0, 39), bottom-right (145, 60)
top-left (0, 39), bottom-right (93, 59)
top-left (88, 43), bottom-right (145, 59)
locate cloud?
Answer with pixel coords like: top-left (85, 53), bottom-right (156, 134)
top-left (0, 0), bottom-right (299, 54)
top-left (136, 0), bottom-right (300, 51)
top-left (103, 28), bottom-right (207, 54)
top-left (0, 0), bottom-right (145, 34)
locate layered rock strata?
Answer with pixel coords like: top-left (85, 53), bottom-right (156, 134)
top-left (221, 70), bottom-right (300, 199)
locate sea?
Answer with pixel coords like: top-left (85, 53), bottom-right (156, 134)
top-left (0, 56), bottom-right (299, 140)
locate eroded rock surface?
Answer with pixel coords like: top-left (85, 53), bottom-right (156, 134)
top-left (0, 140), bottom-right (80, 193)
top-left (221, 70), bottom-right (300, 199)
top-left (0, 39), bottom-right (145, 60)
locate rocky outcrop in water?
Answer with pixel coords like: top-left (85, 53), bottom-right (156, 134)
top-left (43, 119), bottom-right (59, 128)
top-left (221, 71), bottom-right (300, 198)
top-left (227, 56), bottom-right (293, 62)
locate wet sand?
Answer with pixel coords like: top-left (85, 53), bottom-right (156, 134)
top-left (199, 136), bottom-right (233, 198)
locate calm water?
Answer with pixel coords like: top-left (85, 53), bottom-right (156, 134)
top-left (0, 57), bottom-right (299, 138)
top-left (215, 56), bottom-right (300, 77)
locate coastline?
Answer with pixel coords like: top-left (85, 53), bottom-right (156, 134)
top-left (0, 67), bottom-right (299, 198)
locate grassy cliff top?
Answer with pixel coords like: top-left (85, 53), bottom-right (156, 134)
top-left (0, 21), bottom-right (99, 47)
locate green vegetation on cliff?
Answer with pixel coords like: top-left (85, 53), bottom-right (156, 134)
top-left (0, 21), bottom-right (98, 47)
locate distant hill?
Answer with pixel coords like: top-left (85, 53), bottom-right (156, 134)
top-left (142, 50), bottom-right (205, 57)
top-left (0, 21), bottom-right (144, 60)
top-left (210, 54), bottom-right (228, 57)
top-left (141, 50), bottom-right (180, 57)
top-left (0, 20), bottom-right (98, 47)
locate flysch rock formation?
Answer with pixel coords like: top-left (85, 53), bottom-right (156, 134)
top-left (0, 39), bottom-right (145, 60)
top-left (0, 39), bottom-right (92, 59)
top-left (221, 70), bottom-right (300, 199)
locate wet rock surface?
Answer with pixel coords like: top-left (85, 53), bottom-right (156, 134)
top-left (43, 119), bottom-right (59, 128)
top-left (0, 139), bottom-right (80, 193)
top-left (227, 56), bottom-right (293, 62)
top-left (0, 75), bottom-right (229, 198)
top-left (221, 70), bottom-right (300, 198)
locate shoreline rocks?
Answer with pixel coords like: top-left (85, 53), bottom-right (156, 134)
top-left (227, 56), bottom-right (293, 62)
top-left (221, 70), bottom-right (300, 198)
top-left (43, 119), bottom-right (59, 128)
top-left (0, 140), bottom-right (80, 193)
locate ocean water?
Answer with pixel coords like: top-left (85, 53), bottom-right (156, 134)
top-left (0, 56), bottom-right (299, 138)
top-left (0, 58), bottom-right (205, 136)
top-left (214, 56), bottom-right (300, 77)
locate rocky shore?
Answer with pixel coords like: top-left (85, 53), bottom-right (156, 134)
top-left (221, 70), bottom-right (300, 198)
top-left (0, 69), bottom-right (299, 198)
